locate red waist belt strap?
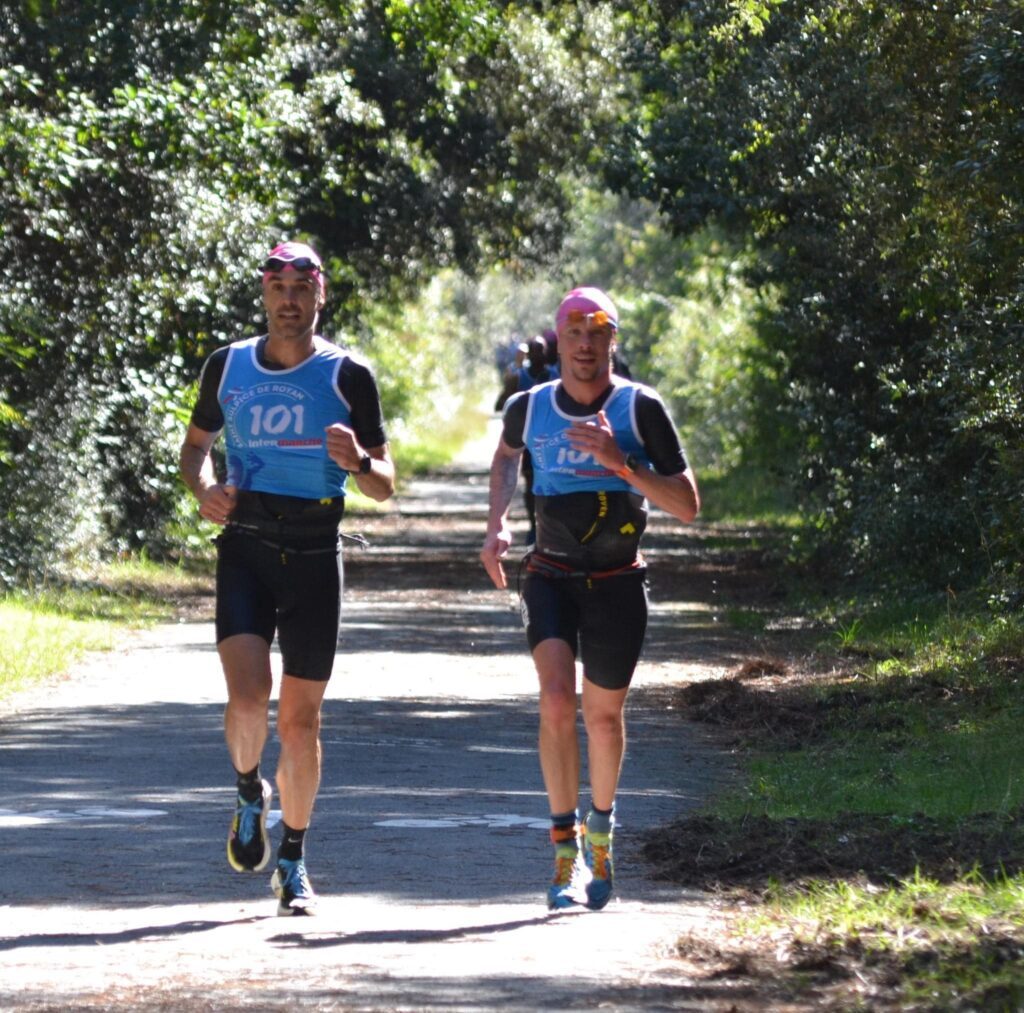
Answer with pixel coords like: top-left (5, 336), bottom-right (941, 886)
top-left (525, 552), bottom-right (645, 581)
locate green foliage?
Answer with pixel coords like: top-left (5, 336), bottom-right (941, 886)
top-left (426, 190), bottom-right (782, 499)
top-left (606, 1), bottom-right (1024, 595)
top-left (0, 1), bottom-right (602, 588)
top-left (348, 273), bottom-right (495, 470)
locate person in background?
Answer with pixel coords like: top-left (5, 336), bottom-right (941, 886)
top-left (517, 335), bottom-right (559, 391)
top-left (495, 340), bottom-right (530, 411)
top-left (517, 335), bottom-right (559, 544)
top-left (480, 286), bottom-right (700, 911)
top-left (179, 241), bottom-right (395, 916)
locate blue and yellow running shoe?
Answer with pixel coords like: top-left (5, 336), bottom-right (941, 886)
top-left (547, 824), bottom-right (584, 910)
top-left (226, 779), bottom-right (272, 873)
top-left (581, 821), bottom-right (614, 910)
top-left (271, 858), bottom-right (317, 916)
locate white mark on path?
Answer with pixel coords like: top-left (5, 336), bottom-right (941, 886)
top-left (375, 813), bottom-right (549, 830)
top-left (0, 807), bottom-right (168, 827)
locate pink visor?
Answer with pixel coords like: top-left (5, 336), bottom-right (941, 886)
top-left (555, 287), bottom-right (618, 330)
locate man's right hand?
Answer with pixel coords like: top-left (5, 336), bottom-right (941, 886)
top-left (480, 529), bottom-right (511, 590)
top-left (198, 484), bottom-right (237, 526)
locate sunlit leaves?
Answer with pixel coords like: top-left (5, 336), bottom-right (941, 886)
top-left (0, 0), bottom-right (611, 585)
top-left (606, 0), bottom-right (1024, 592)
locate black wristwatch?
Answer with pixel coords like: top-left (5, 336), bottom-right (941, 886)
top-left (618, 452), bottom-right (639, 476)
top-left (358, 453), bottom-right (373, 475)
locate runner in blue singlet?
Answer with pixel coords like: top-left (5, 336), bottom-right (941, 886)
top-left (480, 286), bottom-right (701, 913)
top-left (180, 241), bottom-right (395, 917)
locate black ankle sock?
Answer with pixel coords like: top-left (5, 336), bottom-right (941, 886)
top-left (235, 764), bottom-right (262, 803)
top-left (278, 822), bottom-right (306, 862)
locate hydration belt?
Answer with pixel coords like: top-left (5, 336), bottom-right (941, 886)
top-left (223, 520), bottom-right (368, 557)
top-left (525, 551), bottom-right (645, 581)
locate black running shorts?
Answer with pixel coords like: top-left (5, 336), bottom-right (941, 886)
top-left (215, 528), bottom-right (343, 682)
top-left (521, 568), bottom-right (648, 691)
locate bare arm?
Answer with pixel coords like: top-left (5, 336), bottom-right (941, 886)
top-left (355, 443), bottom-right (396, 502)
top-left (324, 424), bottom-right (395, 502)
top-left (179, 423), bottom-right (237, 525)
top-left (479, 437), bottom-right (524, 590)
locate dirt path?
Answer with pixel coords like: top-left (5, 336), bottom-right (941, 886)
top-left (0, 420), bottom-right (759, 1011)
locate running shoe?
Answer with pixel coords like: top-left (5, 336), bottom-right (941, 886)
top-left (581, 822), bottom-right (614, 910)
top-left (226, 778), bottom-right (272, 873)
top-left (271, 858), bottom-right (317, 916)
top-left (547, 845), bottom-right (586, 910)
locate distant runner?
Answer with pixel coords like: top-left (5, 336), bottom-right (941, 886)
top-left (480, 286), bottom-right (700, 910)
top-left (517, 335), bottom-right (560, 546)
top-left (180, 241), bottom-right (395, 916)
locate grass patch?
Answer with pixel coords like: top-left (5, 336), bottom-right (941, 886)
top-left (0, 599), bottom-right (117, 698)
top-left (748, 871), bottom-right (1024, 1009)
top-left (716, 606), bottom-right (1024, 825)
top-left (649, 583), bottom-right (1024, 1007)
top-left (0, 557), bottom-right (204, 700)
top-left (722, 607), bottom-right (769, 633)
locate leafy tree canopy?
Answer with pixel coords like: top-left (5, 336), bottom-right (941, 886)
top-left (603, 0), bottom-right (1024, 592)
top-left (0, 0), bottom-right (614, 583)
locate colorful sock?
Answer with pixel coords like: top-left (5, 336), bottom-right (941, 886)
top-left (235, 764), bottom-right (263, 803)
top-left (278, 822), bottom-right (306, 863)
top-left (550, 810), bottom-right (579, 850)
top-left (586, 804), bottom-right (614, 835)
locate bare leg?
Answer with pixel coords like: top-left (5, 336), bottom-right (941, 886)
top-left (581, 678), bottom-right (629, 811)
top-left (219, 633), bottom-right (273, 772)
top-left (276, 674), bottom-right (329, 830)
top-left (533, 638), bottom-right (580, 815)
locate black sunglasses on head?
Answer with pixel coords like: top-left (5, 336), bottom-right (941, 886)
top-left (261, 256), bottom-right (322, 273)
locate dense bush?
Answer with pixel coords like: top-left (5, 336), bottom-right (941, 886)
top-left (0, 1), bottom-right (606, 587)
top-left (604, 0), bottom-right (1024, 594)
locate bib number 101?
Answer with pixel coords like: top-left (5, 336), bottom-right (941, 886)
top-left (250, 403), bottom-right (305, 435)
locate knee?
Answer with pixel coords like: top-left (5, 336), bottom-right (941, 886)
top-left (539, 685), bottom-right (577, 731)
top-left (584, 707), bottom-right (624, 744)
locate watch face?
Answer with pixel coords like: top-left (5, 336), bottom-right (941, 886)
top-left (359, 454), bottom-right (372, 474)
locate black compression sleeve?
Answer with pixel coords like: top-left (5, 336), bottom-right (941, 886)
top-left (338, 354), bottom-right (388, 448)
top-left (190, 347), bottom-right (229, 432)
top-left (635, 389), bottom-right (689, 475)
top-left (501, 391), bottom-right (529, 449)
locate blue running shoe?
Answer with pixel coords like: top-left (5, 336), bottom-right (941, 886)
top-left (547, 847), bottom-right (585, 910)
top-left (226, 779), bottom-right (272, 873)
top-left (582, 823), bottom-right (614, 910)
top-left (272, 858), bottom-right (317, 916)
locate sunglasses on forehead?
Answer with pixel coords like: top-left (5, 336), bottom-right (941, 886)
top-left (261, 257), bottom-right (322, 274)
top-left (562, 309), bottom-right (616, 329)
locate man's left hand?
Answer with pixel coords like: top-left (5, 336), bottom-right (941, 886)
top-left (566, 410), bottom-right (626, 473)
top-left (325, 423), bottom-right (362, 471)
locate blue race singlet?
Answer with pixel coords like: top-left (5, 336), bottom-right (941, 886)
top-left (218, 336), bottom-right (353, 499)
top-left (523, 378), bottom-right (652, 496)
